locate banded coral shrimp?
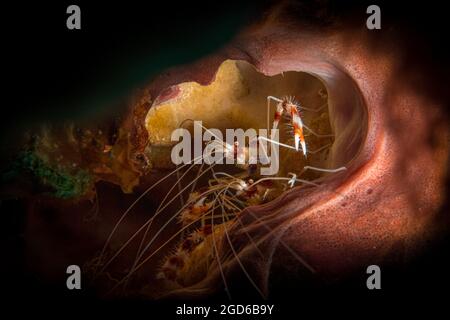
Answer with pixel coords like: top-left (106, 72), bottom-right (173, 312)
top-left (87, 85), bottom-right (347, 298)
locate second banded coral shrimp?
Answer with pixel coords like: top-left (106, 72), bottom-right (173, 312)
top-left (89, 90), bottom-right (347, 298)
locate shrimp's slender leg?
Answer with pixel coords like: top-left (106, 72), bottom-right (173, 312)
top-left (212, 169), bottom-right (265, 259)
top-left (175, 166), bottom-right (185, 207)
top-left (233, 206), bottom-right (317, 274)
top-left (247, 176), bottom-right (320, 189)
top-left (190, 162), bottom-right (205, 194)
top-left (219, 194), bottom-right (265, 259)
top-left (266, 96), bottom-right (286, 174)
top-left (220, 174), bottom-right (318, 274)
top-left (299, 102), bottom-right (328, 112)
top-left (219, 177), bottom-right (316, 295)
top-left (113, 175), bottom-right (316, 295)
top-left (180, 118), bottom-right (225, 142)
top-left (105, 197), bottom-right (219, 295)
top-left (94, 155), bottom-right (204, 277)
top-left (127, 167), bottom-right (228, 275)
top-left (258, 134), bottom-right (340, 175)
top-left (209, 200), bottom-right (231, 299)
top-left (258, 136), bottom-right (297, 151)
top-left (101, 123), bottom-right (235, 278)
top-left (218, 189), bottom-right (266, 298)
top-left (213, 175), bottom-right (317, 274)
top-left (96, 163), bottom-right (222, 277)
top-left (301, 166), bottom-right (347, 174)
top-left (103, 184), bottom-right (226, 292)
top-left (308, 143), bottom-right (331, 154)
top-left (129, 159), bottom-right (204, 279)
top-left (303, 123), bottom-right (334, 138)
top-left (105, 182), bottom-right (235, 295)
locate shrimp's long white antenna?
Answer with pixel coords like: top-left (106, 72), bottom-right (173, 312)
top-left (209, 199), bottom-right (231, 299)
top-left (130, 157), bottom-right (206, 275)
top-left (303, 123), bottom-right (334, 138)
top-left (180, 118), bottom-right (224, 142)
top-left (220, 175), bottom-right (318, 274)
top-left (212, 169), bottom-right (265, 260)
top-left (97, 116), bottom-right (240, 279)
top-left (104, 181), bottom-right (237, 295)
top-left (218, 189), bottom-right (266, 299)
top-left (234, 206), bottom-right (317, 274)
top-left (308, 143), bottom-right (331, 154)
top-left (94, 154), bottom-right (205, 277)
top-left (175, 167), bottom-right (185, 206)
top-left (302, 166), bottom-right (347, 174)
top-left (298, 102), bottom-right (328, 112)
top-left (100, 177), bottom-right (225, 283)
top-left (258, 136), bottom-right (297, 151)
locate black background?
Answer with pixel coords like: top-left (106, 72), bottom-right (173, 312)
top-left (2, 0), bottom-right (450, 316)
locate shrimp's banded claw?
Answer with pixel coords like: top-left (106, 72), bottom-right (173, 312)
top-left (267, 95), bottom-right (308, 155)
